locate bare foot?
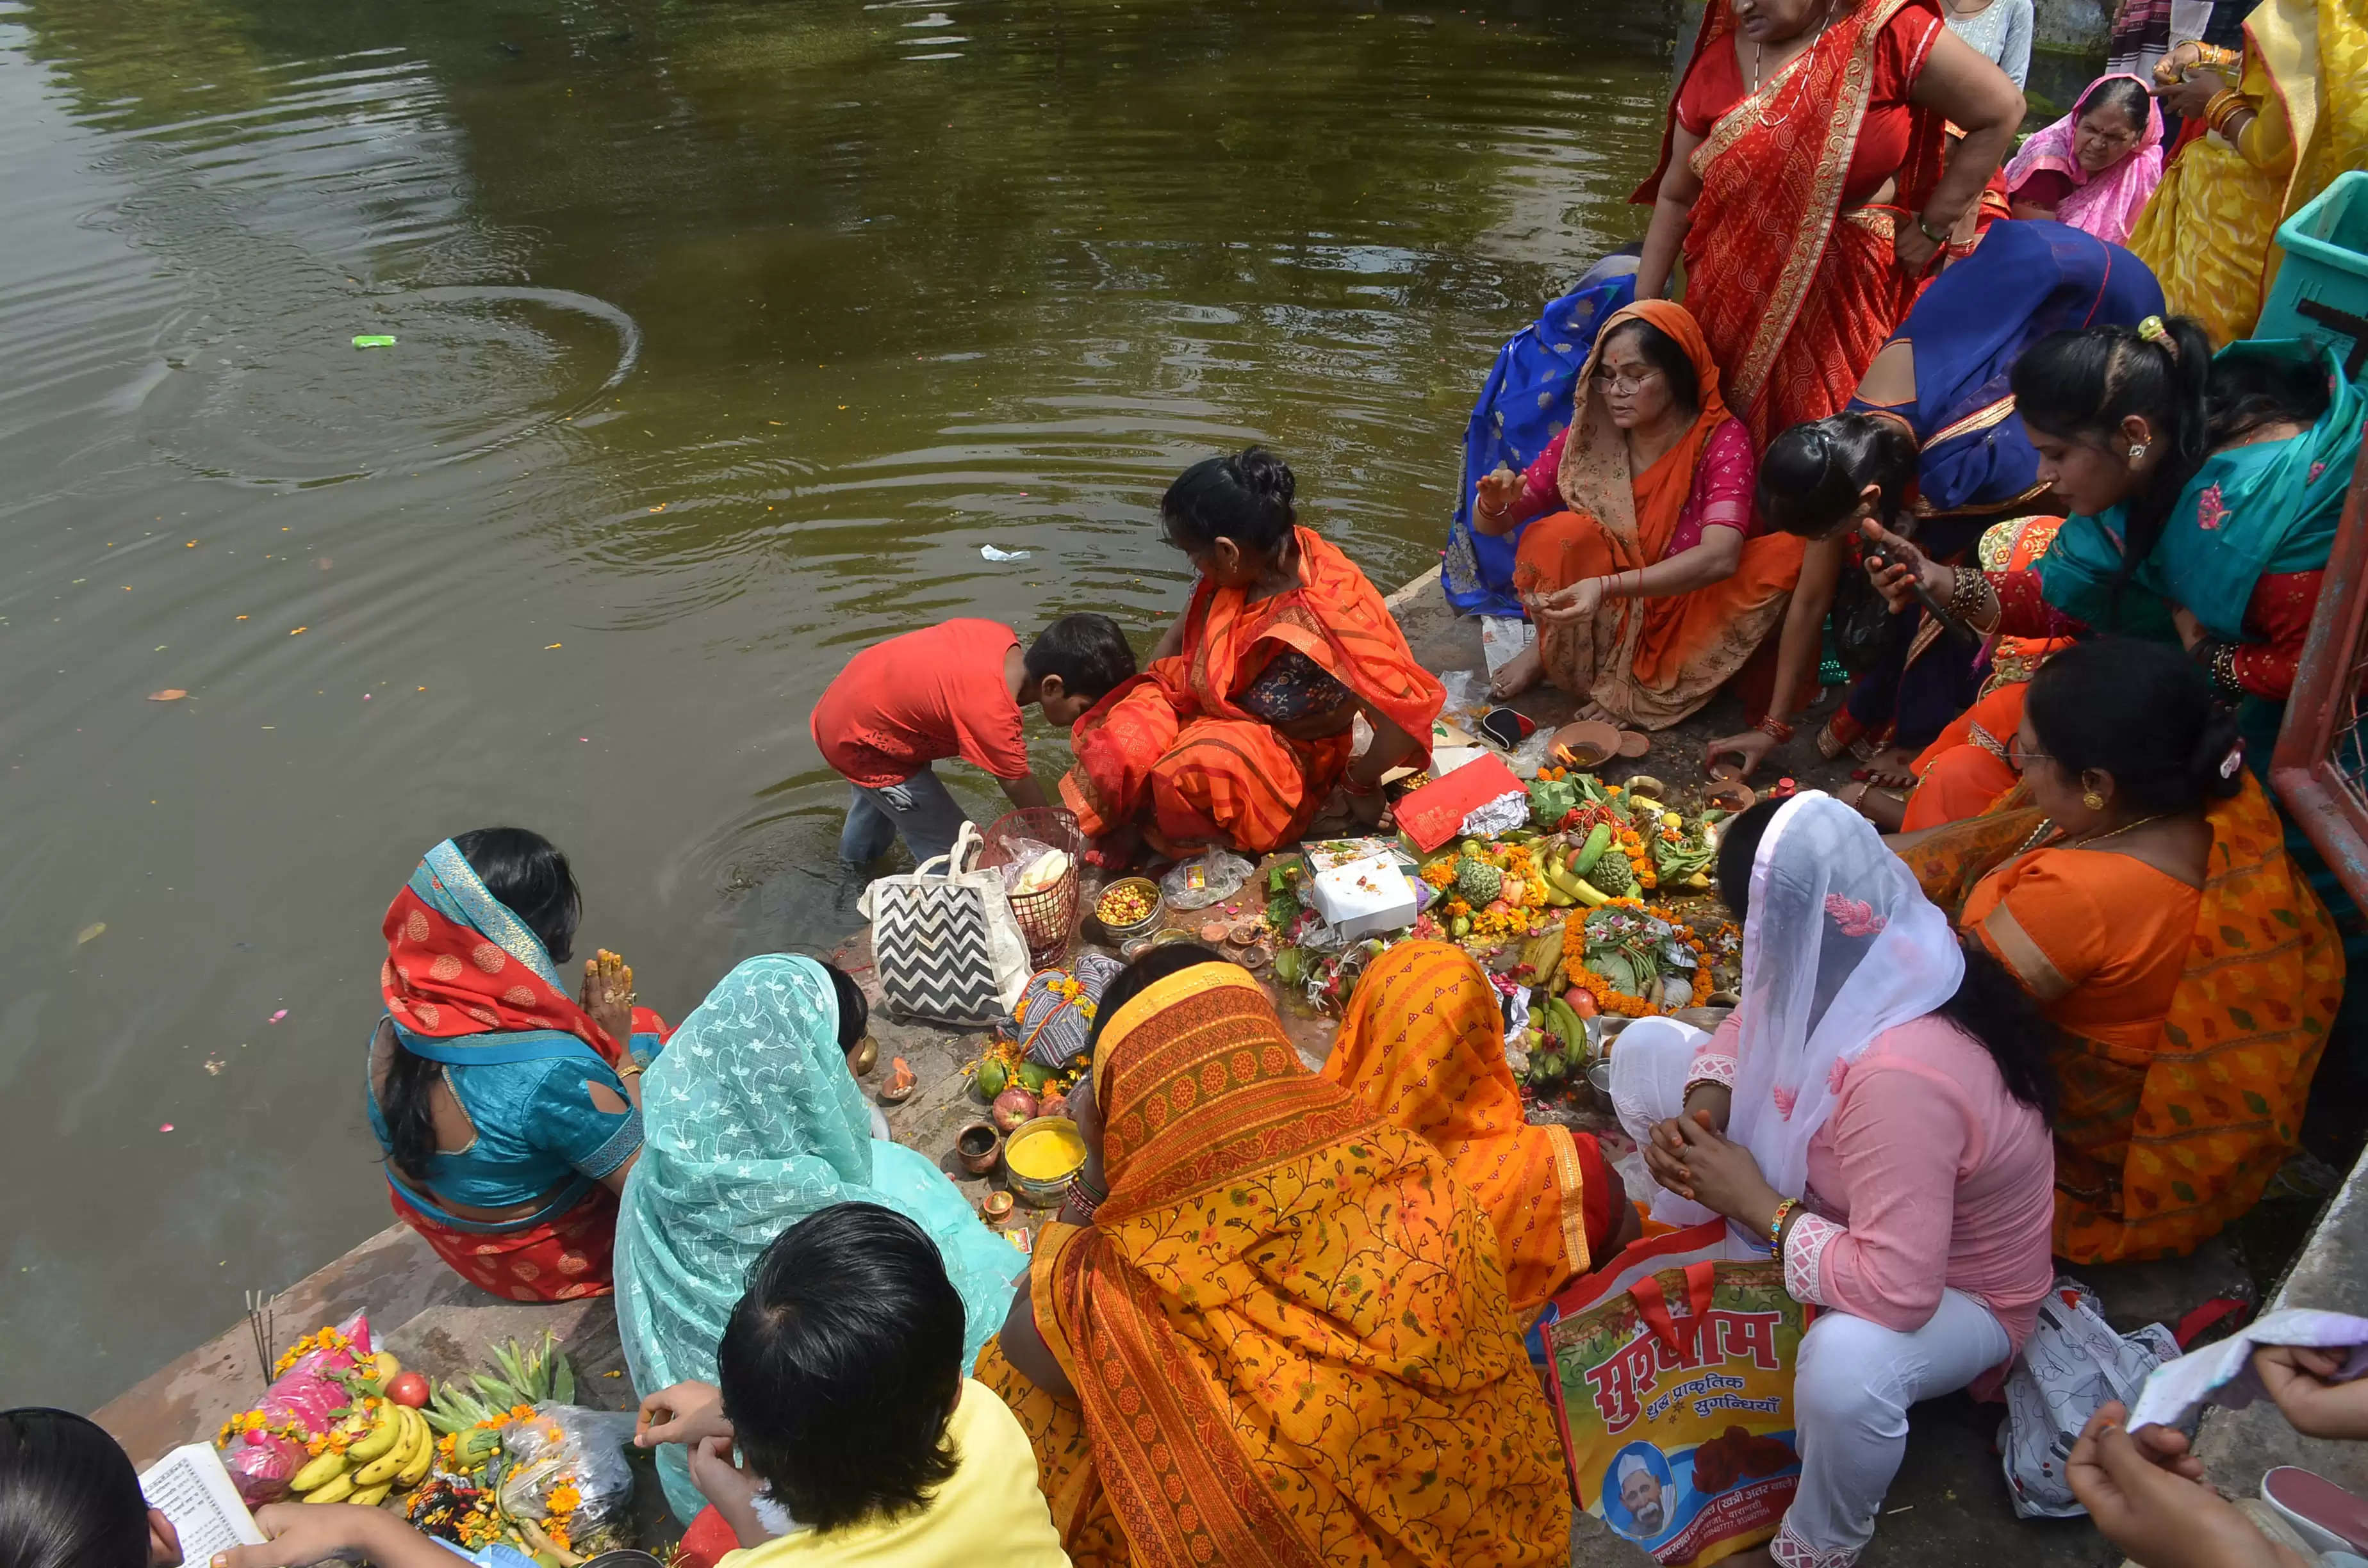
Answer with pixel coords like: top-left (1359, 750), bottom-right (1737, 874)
top-left (1862, 745), bottom-right (1918, 789)
top-left (1490, 644), bottom-right (1543, 701)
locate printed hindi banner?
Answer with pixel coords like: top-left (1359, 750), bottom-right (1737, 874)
top-left (1542, 1220), bottom-right (1813, 1568)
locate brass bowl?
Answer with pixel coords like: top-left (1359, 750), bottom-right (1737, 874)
top-left (1093, 877), bottom-right (1164, 943)
top-left (1005, 1116), bottom-right (1089, 1207)
top-left (955, 1122), bottom-right (1004, 1176)
top-left (848, 1036), bottom-right (879, 1077)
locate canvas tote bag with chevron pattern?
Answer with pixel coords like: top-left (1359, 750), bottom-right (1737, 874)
top-left (859, 821), bottom-right (1033, 1025)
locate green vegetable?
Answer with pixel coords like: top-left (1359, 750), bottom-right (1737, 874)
top-left (1528, 777), bottom-right (1579, 828)
top-left (1572, 823), bottom-right (1614, 878)
top-left (1267, 888), bottom-right (1302, 928)
top-left (1454, 856), bottom-right (1503, 903)
top-left (1017, 1061), bottom-right (1053, 1095)
top-left (1451, 915), bottom-right (1471, 938)
top-left (1274, 947), bottom-right (1306, 986)
top-left (975, 1059), bottom-right (1010, 1100)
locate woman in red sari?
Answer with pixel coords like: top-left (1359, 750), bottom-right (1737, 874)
top-left (368, 829), bottom-right (670, 1301)
top-left (1062, 449), bottom-right (1443, 857)
top-left (1634, 0), bottom-right (2024, 448)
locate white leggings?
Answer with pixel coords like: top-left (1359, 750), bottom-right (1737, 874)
top-left (1609, 1017), bottom-right (2014, 1567)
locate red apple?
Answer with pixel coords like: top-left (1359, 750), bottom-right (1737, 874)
top-left (386, 1371), bottom-right (430, 1408)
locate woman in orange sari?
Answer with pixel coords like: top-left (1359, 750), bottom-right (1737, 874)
top-left (976, 947), bottom-right (1573, 1568)
top-left (1324, 941), bottom-right (1637, 1315)
top-left (1062, 448), bottom-right (1442, 858)
top-left (1895, 638), bottom-right (2343, 1264)
top-left (1477, 302), bottom-right (1806, 727)
top-left (1634, 0), bottom-right (2024, 448)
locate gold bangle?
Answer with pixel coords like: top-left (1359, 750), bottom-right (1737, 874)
top-left (616, 1061), bottom-right (643, 1079)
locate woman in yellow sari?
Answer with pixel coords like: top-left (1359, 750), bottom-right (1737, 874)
top-left (977, 947), bottom-right (1572, 1568)
top-left (1323, 942), bottom-right (1638, 1315)
top-left (2128, 0), bottom-right (2368, 346)
top-left (1895, 638), bottom-right (2344, 1264)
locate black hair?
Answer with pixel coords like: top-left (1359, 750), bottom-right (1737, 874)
top-left (1601, 316), bottom-right (1702, 418)
top-left (1715, 798), bottom-right (2057, 1115)
top-left (826, 962), bottom-right (869, 1050)
top-left (380, 828), bottom-right (583, 1184)
top-left (0, 1408), bottom-right (151, 1568)
top-left (1085, 943), bottom-right (1224, 1054)
top-left (1159, 447), bottom-right (1297, 557)
top-left (1755, 413), bottom-right (1920, 539)
top-left (2078, 76), bottom-right (2153, 136)
top-left (2010, 317), bottom-right (2215, 593)
top-left (1024, 614), bottom-right (1139, 705)
top-left (2025, 635), bottom-right (2246, 815)
top-left (718, 1204), bottom-right (967, 1535)
top-left (2207, 347), bottom-right (2332, 450)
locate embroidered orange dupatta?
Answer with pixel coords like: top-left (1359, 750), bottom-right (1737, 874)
top-left (978, 965), bottom-right (1570, 1567)
top-left (1325, 941), bottom-right (1618, 1314)
top-left (1636, 0), bottom-right (1952, 446)
top-left (1062, 527), bottom-right (1443, 853)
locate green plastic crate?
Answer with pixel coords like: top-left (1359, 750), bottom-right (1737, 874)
top-left (2260, 170), bottom-right (2368, 373)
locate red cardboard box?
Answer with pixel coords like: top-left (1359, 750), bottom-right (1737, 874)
top-left (1395, 752), bottom-right (1525, 854)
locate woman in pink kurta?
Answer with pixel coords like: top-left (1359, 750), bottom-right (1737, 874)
top-left (1610, 792), bottom-right (2057, 1568)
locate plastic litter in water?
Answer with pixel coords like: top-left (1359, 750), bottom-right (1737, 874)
top-left (352, 335), bottom-right (397, 348)
top-left (268, 1009), bottom-right (288, 1023)
top-left (980, 545), bottom-right (1030, 562)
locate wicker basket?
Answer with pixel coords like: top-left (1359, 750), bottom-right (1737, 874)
top-left (980, 806), bottom-right (1085, 970)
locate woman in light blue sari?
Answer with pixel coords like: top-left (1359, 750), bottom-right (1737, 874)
top-left (614, 955), bottom-right (1025, 1521)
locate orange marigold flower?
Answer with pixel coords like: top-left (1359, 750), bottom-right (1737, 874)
top-left (546, 1482), bottom-right (582, 1514)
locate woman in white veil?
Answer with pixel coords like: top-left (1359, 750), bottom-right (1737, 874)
top-left (1609, 793), bottom-right (2058, 1568)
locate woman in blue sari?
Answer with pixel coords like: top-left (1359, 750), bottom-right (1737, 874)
top-left (369, 829), bottom-right (671, 1301)
top-left (1441, 249), bottom-right (1639, 617)
top-left (1705, 222), bottom-right (2164, 783)
top-left (614, 954), bottom-right (1025, 1522)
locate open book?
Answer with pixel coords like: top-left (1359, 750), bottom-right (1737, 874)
top-left (140, 1442), bottom-right (268, 1561)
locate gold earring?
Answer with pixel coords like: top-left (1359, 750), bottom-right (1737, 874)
top-left (2082, 789), bottom-right (2107, 811)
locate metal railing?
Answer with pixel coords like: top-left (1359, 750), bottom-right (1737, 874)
top-left (2271, 437), bottom-right (2368, 920)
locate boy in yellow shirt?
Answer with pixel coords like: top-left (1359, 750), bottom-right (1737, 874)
top-left (636, 1204), bottom-right (1068, 1567)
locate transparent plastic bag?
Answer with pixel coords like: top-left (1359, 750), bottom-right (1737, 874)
top-left (495, 1403), bottom-right (638, 1555)
top-left (1161, 851), bottom-right (1253, 910)
top-left (993, 839), bottom-right (1062, 893)
top-left (220, 1310), bottom-right (375, 1505)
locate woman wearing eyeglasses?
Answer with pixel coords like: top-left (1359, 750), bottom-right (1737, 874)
top-left (1894, 637), bottom-right (2342, 1264)
top-left (1477, 301), bottom-right (1807, 724)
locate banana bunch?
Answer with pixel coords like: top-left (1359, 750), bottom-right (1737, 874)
top-left (423, 1332), bottom-right (577, 1437)
top-left (290, 1395), bottom-right (434, 1507)
top-left (1540, 828), bottom-right (1616, 908)
top-left (1515, 922), bottom-right (1567, 991)
top-left (1520, 993), bottom-right (1590, 1086)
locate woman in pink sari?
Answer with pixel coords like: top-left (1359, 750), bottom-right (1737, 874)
top-left (2007, 75), bottom-right (2167, 245)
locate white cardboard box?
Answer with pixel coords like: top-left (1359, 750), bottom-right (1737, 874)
top-left (1308, 854), bottom-right (1418, 940)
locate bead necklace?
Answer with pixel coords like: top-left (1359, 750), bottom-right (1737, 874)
top-left (1751, 2), bottom-right (1835, 127)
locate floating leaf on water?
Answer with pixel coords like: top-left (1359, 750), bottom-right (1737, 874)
top-left (76, 922), bottom-right (106, 944)
top-left (352, 335), bottom-right (397, 348)
top-left (148, 689), bottom-right (188, 701)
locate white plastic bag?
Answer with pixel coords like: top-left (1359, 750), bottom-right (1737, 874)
top-left (2001, 1278), bottom-right (2181, 1519)
top-left (496, 1403), bottom-right (639, 1555)
top-left (1162, 850), bottom-right (1253, 911)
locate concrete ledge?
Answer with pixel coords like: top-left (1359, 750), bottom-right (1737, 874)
top-left (2196, 1141), bottom-right (2368, 1496)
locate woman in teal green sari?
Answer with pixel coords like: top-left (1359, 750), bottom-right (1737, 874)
top-left (1868, 314), bottom-right (2364, 1048)
top-left (613, 954), bottom-right (1024, 1521)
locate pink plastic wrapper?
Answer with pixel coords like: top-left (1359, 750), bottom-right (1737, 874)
top-left (218, 1311), bottom-right (375, 1505)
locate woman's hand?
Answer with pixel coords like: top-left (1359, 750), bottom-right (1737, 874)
top-left (1669, 1113), bottom-right (1786, 1229)
top-left (1704, 728), bottom-right (1777, 781)
top-left (2068, 1403), bottom-right (2308, 1568)
top-left (1530, 576), bottom-right (1607, 626)
top-left (1472, 464), bottom-right (1524, 534)
top-left (2157, 69), bottom-right (2230, 120)
top-left (2254, 1344), bottom-right (2368, 1440)
top-left (582, 948), bottom-right (637, 1049)
top-left (1895, 216), bottom-right (1943, 277)
top-left (1861, 518), bottom-right (1950, 613)
top-left (2157, 41), bottom-right (2205, 84)
top-left (637, 1379), bottom-right (732, 1449)
top-left (218, 1503), bottom-right (449, 1568)
top-left (1345, 786), bottom-right (1389, 828)
top-left (2171, 604), bottom-right (2208, 653)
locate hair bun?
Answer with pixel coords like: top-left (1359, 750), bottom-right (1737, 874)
top-left (1235, 446), bottom-right (1295, 511)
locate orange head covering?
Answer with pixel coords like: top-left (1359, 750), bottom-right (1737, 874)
top-left (1039, 959), bottom-right (1572, 1568)
top-left (1326, 941), bottom-right (1616, 1313)
top-left (1555, 298), bottom-right (1731, 563)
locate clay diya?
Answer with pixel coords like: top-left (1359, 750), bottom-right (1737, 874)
top-left (1616, 729), bottom-right (1651, 759)
top-left (1706, 779), bottom-right (1756, 813)
top-left (1226, 917), bottom-right (1263, 946)
top-left (955, 1122), bottom-right (1004, 1176)
top-left (1199, 919), bottom-right (1231, 945)
top-left (1238, 940), bottom-right (1273, 970)
top-left (1549, 719), bottom-right (1621, 768)
top-left (980, 1190), bottom-right (1015, 1223)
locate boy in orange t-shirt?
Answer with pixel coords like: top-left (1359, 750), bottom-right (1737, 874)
top-left (812, 614), bottom-right (1134, 869)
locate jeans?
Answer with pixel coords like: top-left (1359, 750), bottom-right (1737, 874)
top-left (839, 767), bottom-right (972, 869)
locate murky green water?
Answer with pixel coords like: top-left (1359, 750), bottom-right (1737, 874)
top-left (0, 0), bottom-right (1675, 1406)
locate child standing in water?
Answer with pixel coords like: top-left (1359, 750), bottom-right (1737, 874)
top-left (812, 614), bottom-right (1134, 870)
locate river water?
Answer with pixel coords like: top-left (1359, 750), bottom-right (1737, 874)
top-left (0, 0), bottom-right (1675, 1406)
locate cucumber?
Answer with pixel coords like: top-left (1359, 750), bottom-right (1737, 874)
top-left (1572, 824), bottom-right (1614, 878)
